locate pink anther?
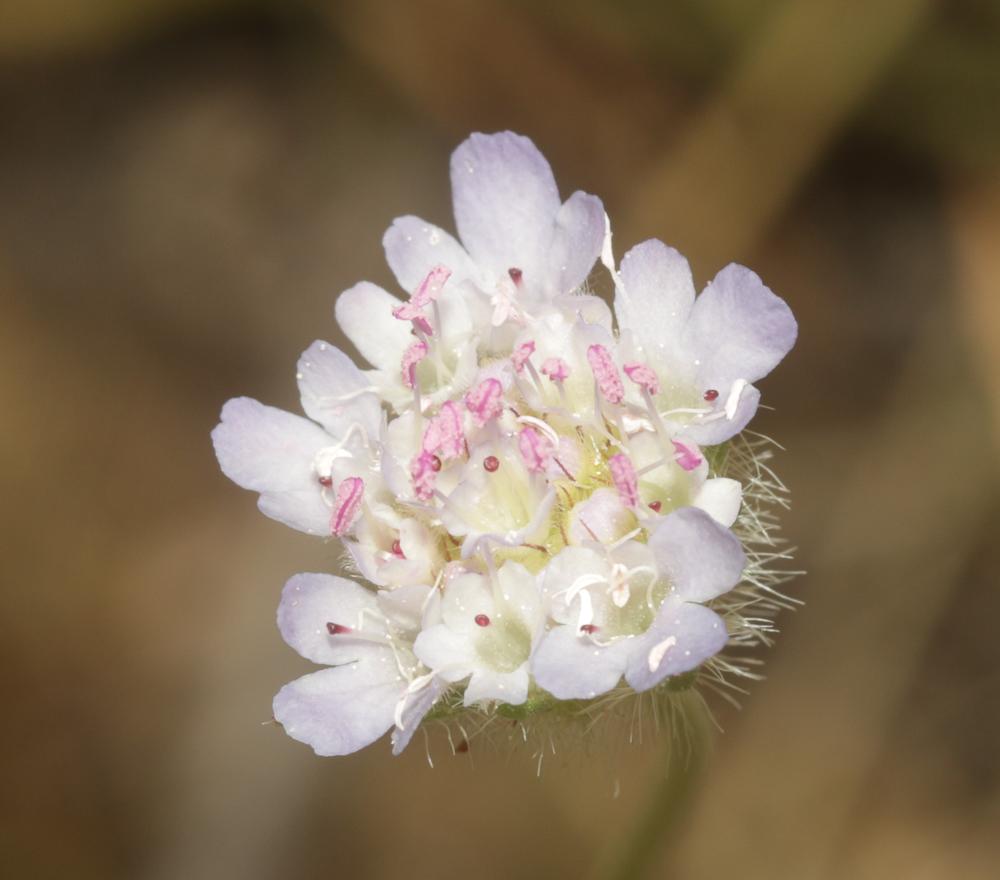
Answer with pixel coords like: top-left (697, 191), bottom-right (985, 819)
top-left (401, 340), bottom-right (428, 388)
top-left (586, 344), bottom-right (624, 404)
top-left (623, 362), bottom-right (661, 396)
top-left (511, 340), bottom-right (536, 373)
top-left (540, 357), bottom-right (570, 383)
top-left (464, 378), bottom-right (504, 427)
top-left (671, 439), bottom-right (703, 472)
top-left (422, 401), bottom-right (465, 460)
top-left (330, 476), bottom-right (364, 536)
top-left (518, 426), bottom-right (553, 473)
top-left (410, 451), bottom-right (438, 501)
top-left (608, 453), bottom-right (639, 508)
top-left (392, 265), bottom-right (451, 321)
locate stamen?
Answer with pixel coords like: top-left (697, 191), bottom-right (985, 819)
top-left (586, 344), bottom-right (624, 405)
top-left (540, 357), bottom-right (569, 383)
top-left (703, 388), bottom-right (719, 401)
top-left (648, 500), bottom-right (662, 513)
top-left (508, 267), bottom-right (522, 284)
top-left (401, 340), bottom-right (429, 389)
top-left (512, 340), bottom-right (536, 373)
top-left (474, 614), bottom-right (491, 627)
top-left (390, 539), bottom-right (405, 558)
top-left (330, 477), bottom-right (364, 536)
top-left (392, 265), bottom-right (451, 321)
top-left (609, 453), bottom-right (639, 508)
top-left (410, 452), bottom-right (438, 501)
top-left (623, 362), bottom-right (661, 396)
top-left (518, 426), bottom-right (554, 473)
top-left (671, 439), bottom-right (704, 471)
top-left (580, 624), bottom-right (599, 634)
top-left (647, 636), bottom-right (677, 672)
top-left (464, 378), bottom-right (504, 427)
top-left (422, 401), bottom-right (465, 459)
top-left (326, 622), bottom-right (352, 635)
top-left (724, 378), bottom-right (749, 420)
top-left (483, 455), bottom-right (500, 472)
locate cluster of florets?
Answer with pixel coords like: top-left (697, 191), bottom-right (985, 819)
top-left (212, 132), bottom-right (798, 757)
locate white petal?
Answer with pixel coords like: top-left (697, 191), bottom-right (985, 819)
top-left (413, 624), bottom-right (477, 682)
top-left (391, 676), bottom-right (447, 755)
top-left (334, 281), bottom-right (413, 371)
top-left (273, 656), bottom-right (402, 757)
top-left (568, 488), bottom-right (635, 545)
top-left (531, 626), bottom-right (629, 699)
top-left (615, 239), bottom-right (696, 355)
top-left (212, 397), bottom-right (329, 492)
top-left (545, 190), bottom-right (605, 295)
top-left (692, 478), bottom-right (743, 528)
top-left (684, 263), bottom-right (797, 388)
top-left (297, 341), bottom-right (381, 442)
top-left (647, 507), bottom-right (745, 602)
top-left (277, 573), bottom-right (385, 665)
top-left (450, 131), bottom-right (561, 283)
top-left (464, 665), bottom-right (530, 706)
top-left (624, 601), bottom-right (728, 692)
top-left (383, 215), bottom-right (480, 292)
top-left (682, 382), bottom-right (761, 447)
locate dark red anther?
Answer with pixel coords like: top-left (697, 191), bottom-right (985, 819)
top-left (703, 389), bottom-right (719, 402)
top-left (326, 622), bottom-right (352, 635)
top-left (456, 739), bottom-right (470, 753)
top-left (390, 539), bottom-right (405, 558)
top-left (430, 454), bottom-right (442, 472)
top-left (474, 614), bottom-right (491, 627)
top-left (648, 500), bottom-right (662, 513)
top-left (508, 267), bottom-right (522, 284)
top-left (580, 624), bottom-right (599, 634)
top-left (318, 475), bottom-right (333, 487)
top-left (483, 455), bottom-right (500, 472)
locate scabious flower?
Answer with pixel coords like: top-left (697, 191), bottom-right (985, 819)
top-left (212, 131), bottom-right (798, 759)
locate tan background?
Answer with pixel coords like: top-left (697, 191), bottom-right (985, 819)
top-left (2, 1), bottom-right (999, 878)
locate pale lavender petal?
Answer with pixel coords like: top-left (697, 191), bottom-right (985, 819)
top-left (334, 281), bottom-right (413, 371)
top-left (624, 601), bottom-right (728, 692)
top-left (685, 263), bottom-right (798, 388)
top-left (464, 666), bottom-right (529, 706)
top-left (647, 507), bottom-right (745, 603)
top-left (257, 488), bottom-right (331, 536)
top-left (412, 624), bottom-right (477, 682)
top-left (383, 215), bottom-right (480, 292)
top-left (273, 656), bottom-right (402, 757)
top-left (546, 190), bottom-right (605, 295)
top-left (297, 340), bottom-right (381, 442)
top-left (450, 131), bottom-right (560, 282)
top-left (391, 676), bottom-right (447, 756)
top-left (212, 397), bottom-right (329, 492)
top-left (531, 626), bottom-right (629, 699)
top-left (615, 240), bottom-right (696, 354)
top-left (277, 573), bottom-right (385, 665)
top-left (681, 382), bottom-right (760, 447)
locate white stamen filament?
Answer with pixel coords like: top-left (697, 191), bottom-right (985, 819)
top-left (648, 636), bottom-right (677, 672)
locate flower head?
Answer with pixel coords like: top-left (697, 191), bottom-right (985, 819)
top-left (213, 131), bottom-right (798, 759)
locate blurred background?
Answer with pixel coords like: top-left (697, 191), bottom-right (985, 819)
top-left (2, 1), bottom-right (999, 878)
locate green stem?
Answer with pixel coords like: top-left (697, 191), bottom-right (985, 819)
top-left (594, 701), bottom-right (712, 880)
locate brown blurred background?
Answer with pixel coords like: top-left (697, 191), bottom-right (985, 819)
top-left (2, 1), bottom-right (999, 878)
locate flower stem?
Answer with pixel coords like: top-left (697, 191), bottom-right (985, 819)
top-left (594, 699), bottom-right (713, 880)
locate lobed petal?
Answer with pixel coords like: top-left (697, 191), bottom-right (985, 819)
top-left (647, 507), bottom-right (745, 602)
top-left (450, 131), bottom-right (561, 284)
top-left (273, 656), bottom-right (402, 757)
top-left (277, 572), bottom-right (385, 665)
top-left (624, 601), bottom-right (728, 692)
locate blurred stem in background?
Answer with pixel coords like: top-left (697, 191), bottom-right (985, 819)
top-left (595, 699), bottom-right (714, 880)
